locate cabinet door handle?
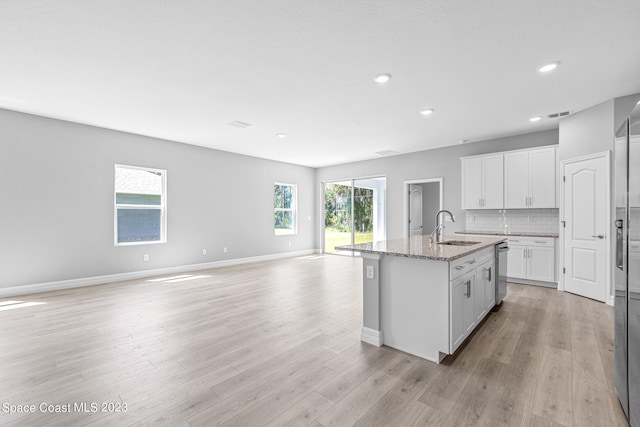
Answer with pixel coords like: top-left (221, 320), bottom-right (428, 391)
top-left (466, 280), bottom-right (471, 298)
top-left (488, 267), bottom-right (492, 282)
top-left (591, 235), bottom-right (605, 239)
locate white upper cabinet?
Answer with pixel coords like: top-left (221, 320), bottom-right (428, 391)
top-left (461, 154), bottom-right (504, 209)
top-left (504, 147), bottom-right (557, 209)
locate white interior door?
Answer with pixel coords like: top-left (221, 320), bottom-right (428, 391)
top-left (409, 184), bottom-right (423, 236)
top-left (563, 155), bottom-right (609, 302)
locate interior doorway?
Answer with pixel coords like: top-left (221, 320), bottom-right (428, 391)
top-left (323, 177), bottom-right (387, 255)
top-left (405, 178), bottom-right (443, 238)
top-left (560, 152), bottom-right (610, 302)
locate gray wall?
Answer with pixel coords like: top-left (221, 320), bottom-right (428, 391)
top-left (315, 129), bottom-right (559, 243)
top-left (420, 182), bottom-right (440, 235)
top-left (557, 93), bottom-right (640, 301)
top-left (0, 109), bottom-right (316, 288)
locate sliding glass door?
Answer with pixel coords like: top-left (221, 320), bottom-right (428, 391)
top-left (323, 177), bottom-right (386, 255)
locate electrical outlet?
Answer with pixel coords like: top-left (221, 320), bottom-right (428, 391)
top-left (202, 249), bottom-right (207, 255)
top-left (223, 247), bottom-right (227, 253)
top-left (366, 265), bottom-right (375, 279)
top-left (143, 254), bottom-right (149, 261)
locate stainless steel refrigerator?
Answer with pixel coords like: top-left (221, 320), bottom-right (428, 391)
top-left (615, 101), bottom-right (640, 427)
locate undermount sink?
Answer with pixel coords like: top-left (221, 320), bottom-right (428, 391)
top-left (436, 240), bottom-right (480, 246)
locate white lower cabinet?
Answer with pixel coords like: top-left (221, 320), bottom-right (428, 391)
top-left (506, 237), bottom-right (555, 283)
top-left (451, 270), bottom-right (475, 350)
top-left (450, 248), bottom-right (495, 353)
top-left (506, 245), bottom-right (527, 279)
top-left (478, 258), bottom-right (496, 314)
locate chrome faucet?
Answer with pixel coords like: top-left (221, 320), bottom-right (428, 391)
top-left (431, 209), bottom-right (455, 242)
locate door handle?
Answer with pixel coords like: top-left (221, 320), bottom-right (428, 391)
top-left (466, 280), bottom-right (471, 298)
top-left (591, 235), bottom-right (605, 239)
top-left (616, 219), bottom-right (624, 270)
top-left (488, 267), bottom-right (492, 282)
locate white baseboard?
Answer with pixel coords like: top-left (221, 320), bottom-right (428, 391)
top-left (361, 327), bottom-right (384, 346)
top-left (607, 295), bottom-right (615, 306)
top-left (0, 249), bottom-right (321, 298)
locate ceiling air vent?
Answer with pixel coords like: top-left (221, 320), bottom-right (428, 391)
top-left (376, 150), bottom-right (400, 156)
top-left (548, 111), bottom-right (571, 119)
top-left (227, 120), bottom-right (252, 129)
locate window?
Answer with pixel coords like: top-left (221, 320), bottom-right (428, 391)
top-left (274, 183), bottom-right (297, 235)
top-left (115, 164), bottom-right (167, 245)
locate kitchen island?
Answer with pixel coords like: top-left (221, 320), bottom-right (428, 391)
top-left (337, 234), bottom-right (506, 363)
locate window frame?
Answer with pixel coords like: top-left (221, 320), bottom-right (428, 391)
top-left (114, 164), bottom-right (167, 246)
top-left (274, 182), bottom-right (298, 236)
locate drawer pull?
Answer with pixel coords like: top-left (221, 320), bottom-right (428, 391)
top-left (455, 265), bottom-right (466, 270)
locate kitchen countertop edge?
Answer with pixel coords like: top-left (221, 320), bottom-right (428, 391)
top-left (336, 235), bottom-right (507, 262)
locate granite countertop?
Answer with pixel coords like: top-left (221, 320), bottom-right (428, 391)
top-left (456, 230), bottom-right (559, 238)
top-left (335, 234), bottom-right (506, 261)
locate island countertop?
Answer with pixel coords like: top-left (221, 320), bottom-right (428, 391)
top-left (335, 234), bottom-right (506, 261)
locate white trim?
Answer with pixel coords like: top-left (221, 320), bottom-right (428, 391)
top-left (403, 178), bottom-right (443, 238)
top-left (0, 249), bottom-right (319, 298)
top-left (361, 326), bottom-right (384, 346)
top-left (320, 176), bottom-right (387, 254)
top-left (274, 182), bottom-right (298, 236)
top-left (114, 164), bottom-right (168, 246)
top-left (559, 151), bottom-right (611, 303)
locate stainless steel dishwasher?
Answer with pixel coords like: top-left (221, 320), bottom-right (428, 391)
top-left (494, 242), bottom-right (509, 307)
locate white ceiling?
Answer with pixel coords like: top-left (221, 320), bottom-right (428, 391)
top-left (1, 1), bottom-right (639, 167)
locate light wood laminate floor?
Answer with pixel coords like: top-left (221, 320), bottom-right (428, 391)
top-left (0, 255), bottom-right (628, 426)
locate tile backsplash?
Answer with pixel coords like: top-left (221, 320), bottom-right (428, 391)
top-left (465, 209), bottom-right (559, 234)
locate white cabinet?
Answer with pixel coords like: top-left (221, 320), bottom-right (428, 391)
top-left (477, 258), bottom-right (496, 314)
top-left (504, 147), bottom-right (557, 208)
top-left (461, 154), bottom-right (504, 209)
top-left (451, 270), bottom-right (475, 351)
top-left (507, 237), bottom-right (555, 283)
top-left (506, 244), bottom-right (527, 279)
top-left (449, 247), bottom-right (495, 353)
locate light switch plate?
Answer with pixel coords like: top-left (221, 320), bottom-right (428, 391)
top-left (366, 265), bottom-right (375, 279)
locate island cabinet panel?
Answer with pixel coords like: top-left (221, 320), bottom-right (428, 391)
top-left (475, 258), bottom-right (495, 321)
top-left (380, 255), bottom-right (450, 363)
top-left (450, 270), bottom-right (476, 351)
top-left (449, 247), bottom-right (495, 354)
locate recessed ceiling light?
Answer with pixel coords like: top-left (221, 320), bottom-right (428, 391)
top-left (227, 120), bottom-right (252, 128)
top-left (529, 116), bottom-right (542, 122)
top-left (376, 150), bottom-right (400, 156)
top-left (537, 62), bottom-right (560, 73)
top-left (373, 73), bottom-right (392, 84)
top-left (419, 108), bottom-right (434, 116)
top-left (276, 133), bottom-right (287, 138)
